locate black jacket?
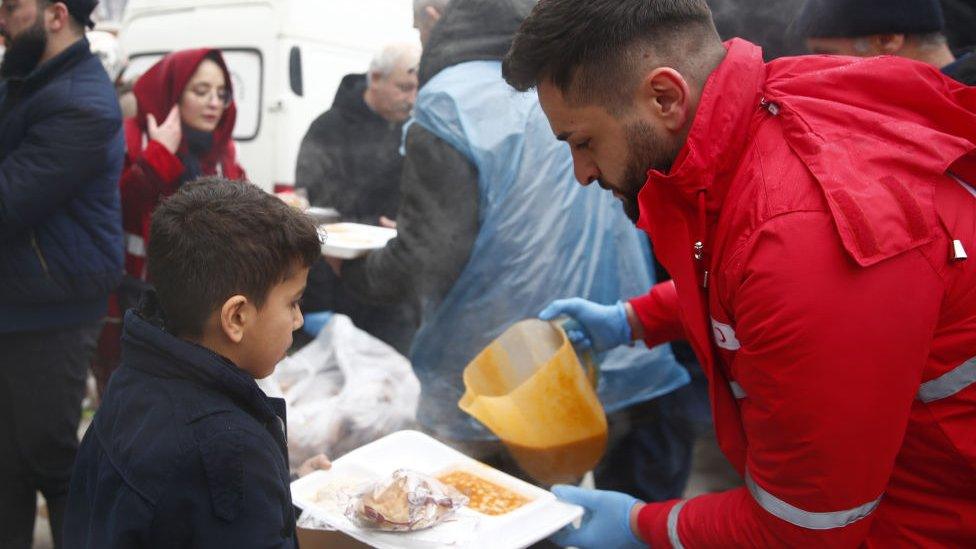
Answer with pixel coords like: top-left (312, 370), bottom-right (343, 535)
top-left (0, 37), bottom-right (124, 333)
top-left (342, 0), bottom-right (533, 309)
top-left (944, 50), bottom-right (976, 85)
top-left (296, 73), bottom-right (403, 223)
top-left (64, 296), bottom-right (297, 548)
top-left (296, 73), bottom-right (418, 354)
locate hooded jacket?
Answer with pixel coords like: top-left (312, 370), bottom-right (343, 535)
top-left (295, 73), bottom-right (419, 354)
top-left (64, 294), bottom-right (298, 548)
top-left (0, 37), bottom-right (124, 333)
top-left (631, 40), bottom-right (976, 547)
top-left (120, 49), bottom-right (245, 280)
top-left (296, 73), bottom-right (404, 222)
top-left (344, 0), bottom-right (687, 440)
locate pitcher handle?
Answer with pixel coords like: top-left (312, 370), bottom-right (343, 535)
top-left (553, 317), bottom-right (601, 389)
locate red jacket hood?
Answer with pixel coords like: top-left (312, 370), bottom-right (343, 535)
top-left (130, 48), bottom-right (238, 165)
top-left (638, 39), bottom-right (976, 269)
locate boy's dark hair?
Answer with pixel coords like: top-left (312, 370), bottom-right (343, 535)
top-left (503, 0), bottom-right (719, 110)
top-left (147, 178), bottom-right (321, 337)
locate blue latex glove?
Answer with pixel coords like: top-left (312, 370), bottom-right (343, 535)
top-left (539, 299), bottom-right (631, 353)
top-left (301, 311), bottom-right (334, 337)
top-left (550, 485), bottom-right (645, 549)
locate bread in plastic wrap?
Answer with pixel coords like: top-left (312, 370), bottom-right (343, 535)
top-left (346, 469), bottom-right (469, 532)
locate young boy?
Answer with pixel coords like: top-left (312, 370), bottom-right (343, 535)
top-left (64, 179), bottom-right (322, 547)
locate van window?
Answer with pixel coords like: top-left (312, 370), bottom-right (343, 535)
top-left (289, 46), bottom-right (304, 97)
top-left (120, 49), bottom-right (264, 142)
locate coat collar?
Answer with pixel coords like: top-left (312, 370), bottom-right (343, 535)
top-left (2, 37), bottom-right (91, 103)
top-left (636, 39), bottom-right (766, 234)
top-left (120, 292), bottom-right (280, 425)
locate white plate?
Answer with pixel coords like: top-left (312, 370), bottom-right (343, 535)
top-left (321, 223), bottom-right (397, 259)
top-left (291, 430), bottom-right (583, 549)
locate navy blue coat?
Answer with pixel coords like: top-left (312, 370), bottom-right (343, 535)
top-left (0, 37), bottom-right (124, 333)
top-left (65, 296), bottom-right (299, 548)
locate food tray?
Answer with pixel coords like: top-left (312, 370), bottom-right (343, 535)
top-left (291, 430), bottom-right (583, 549)
top-left (321, 223), bottom-right (397, 259)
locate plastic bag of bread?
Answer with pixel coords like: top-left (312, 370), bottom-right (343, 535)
top-left (346, 469), bottom-right (468, 532)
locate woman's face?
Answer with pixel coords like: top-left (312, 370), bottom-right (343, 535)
top-left (179, 58), bottom-right (229, 133)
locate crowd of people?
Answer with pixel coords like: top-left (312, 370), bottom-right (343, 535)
top-left (0, 0), bottom-right (974, 547)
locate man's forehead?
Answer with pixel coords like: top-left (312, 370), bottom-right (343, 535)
top-left (537, 79), bottom-right (607, 137)
top-left (537, 80), bottom-right (575, 130)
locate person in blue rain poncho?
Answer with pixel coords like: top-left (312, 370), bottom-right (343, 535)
top-left (336, 0), bottom-right (698, 501)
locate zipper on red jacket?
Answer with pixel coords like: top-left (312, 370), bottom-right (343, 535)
top-left (695, 189), bottom-right (709, 289)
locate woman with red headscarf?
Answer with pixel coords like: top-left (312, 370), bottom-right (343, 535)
top-left (91, 49), bottom-right (246, 395)
top-left (122, 48), bottom-right (246, 280)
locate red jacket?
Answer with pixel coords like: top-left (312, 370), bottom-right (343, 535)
top-left (631, 40), bottom-right (976, 547)
top-left (120, 49), bottom-right (245, 280)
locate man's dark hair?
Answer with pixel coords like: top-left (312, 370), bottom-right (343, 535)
top-left (503, 0), bottom-right (720, 109)
top-left (147, 178), bottom-right (322, 337)
top-left (39, 0), bottom-right (90, 33)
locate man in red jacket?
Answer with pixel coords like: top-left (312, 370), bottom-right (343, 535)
top-left (505, 0), bottom-right (976, 547)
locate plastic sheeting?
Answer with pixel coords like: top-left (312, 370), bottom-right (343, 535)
top-left (260, 314), bottom-right (420, 470)
top-left (408, 60), bottom-right (689, 440)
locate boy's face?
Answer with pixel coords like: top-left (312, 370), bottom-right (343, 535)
top-left (236, 266), bottom-right (309, 379)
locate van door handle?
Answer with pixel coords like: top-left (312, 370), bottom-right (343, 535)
top-left (268, 98), bottom-right (285, 113)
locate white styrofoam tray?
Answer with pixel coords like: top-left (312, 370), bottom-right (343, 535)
top-left (291, 430), bottom-right (583, 549)
top-left (321, 223), bottom-right (397, 259)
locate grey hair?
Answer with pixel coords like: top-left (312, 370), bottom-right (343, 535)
top-left (367, 42), bottom-right (422, 85)
top-left (413, 0), bottom-right (451, 19)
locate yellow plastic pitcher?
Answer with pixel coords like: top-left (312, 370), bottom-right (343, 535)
top-left (459, 319), bottom-right (608, 485)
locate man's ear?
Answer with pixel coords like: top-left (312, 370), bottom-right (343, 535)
top-left (425, 6), bottom-right (442, 25)
top-left (44, 2), bottom-right (70, 33)
top-left (635, 67), bottom-right (692, 132)
top-left (218, 295), bottom-right (250, 344)
top-left (873, 34), bottom-right (906, 55)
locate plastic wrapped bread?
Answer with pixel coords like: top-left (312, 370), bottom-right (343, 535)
top-left (346, 469), bottom-right (468, 532)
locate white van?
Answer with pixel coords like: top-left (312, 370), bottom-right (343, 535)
top-left (119, 0), bottom-right (418, 192)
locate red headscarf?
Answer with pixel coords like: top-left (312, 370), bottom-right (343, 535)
top-left (127, 48), bottom-right (242, 178)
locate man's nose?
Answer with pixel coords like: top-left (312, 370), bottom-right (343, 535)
top-left (571, 151), bottom-right (600, 186)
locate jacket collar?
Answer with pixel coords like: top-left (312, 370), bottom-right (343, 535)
top-left (943, 49), bottom-right (976, 85)
top-left (334, 73), bottom-right (386, 125)
top-left (418, 0), bottom-right (535, 87)
top-left (120, 293), bottom-right (280, 424)
top-left (5, 37), bottom-right (91, 97)
top-left (636, 39), bottom-right (766, 234)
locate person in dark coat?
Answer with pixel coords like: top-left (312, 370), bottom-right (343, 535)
top-left (296, 42), bottom-right (421, 354)
top-left (798, 0), bottom-right (976, 84)
top-left (64, 180), bottom-right (323, 548)
top-left (0, 1), bottom-right (123, 546)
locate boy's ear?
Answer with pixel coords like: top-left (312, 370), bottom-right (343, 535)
top-left (219, 295), bottom-right (250, 343)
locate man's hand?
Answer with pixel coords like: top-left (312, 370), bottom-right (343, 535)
top-left (549, 486), bottom-right (646, 548)
top-left (147, 105), bottom-right (182, 155)
top-left (379, 216), bottom-right (397, 229)
top-left (539, 298), bottom-right (633, 353)
top-left (297, 454), bottom-right (332, 478)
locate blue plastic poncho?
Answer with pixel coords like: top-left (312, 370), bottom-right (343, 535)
top-left (410, 61), bottom-right (689, 440)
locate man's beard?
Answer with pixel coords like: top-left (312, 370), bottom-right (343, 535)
top-left (1, 17), bottom-right (48, 79)
top-left (601, 121), bottom-right (675, 223)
